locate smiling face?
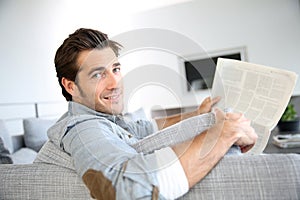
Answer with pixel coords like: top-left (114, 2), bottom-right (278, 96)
top-left (64, 47), bottom-right (124, 115)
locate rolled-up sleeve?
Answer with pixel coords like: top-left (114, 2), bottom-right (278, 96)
top-left (61, 118), bottom-right (165, 199)
top-left (155, 147), bottom-right (189, 199)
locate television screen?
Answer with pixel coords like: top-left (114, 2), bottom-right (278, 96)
top-left (184, 53), bottom-right (242, 91)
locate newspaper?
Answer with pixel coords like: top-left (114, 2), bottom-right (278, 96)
top-left (211, 58), bottom-right (298, 154)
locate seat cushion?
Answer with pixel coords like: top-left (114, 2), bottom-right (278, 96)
top-left (11, 147), bottom-right (37, 164)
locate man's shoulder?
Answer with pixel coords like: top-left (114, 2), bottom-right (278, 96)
top-left (47, 113), bottom-right (116, 145)
top-left (63, 114), bottom-right (115, 130)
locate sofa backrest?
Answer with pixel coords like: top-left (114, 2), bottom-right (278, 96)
top-left (0, 163), bottom-right (92, 200)
top-left (0, 101), bottom-right (67, 136)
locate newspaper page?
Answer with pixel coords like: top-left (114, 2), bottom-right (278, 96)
top-left (211, 58), bottom-right (298, 155)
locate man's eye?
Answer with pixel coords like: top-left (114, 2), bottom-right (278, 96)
top-left (93, 73), bottom-right (104, 79)
top-left (113, 67), bottom-right (121, 73)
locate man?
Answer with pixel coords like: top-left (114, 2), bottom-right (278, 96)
top-left (46, 28), bottom-right (257, 199)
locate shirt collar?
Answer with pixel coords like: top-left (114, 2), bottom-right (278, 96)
top-left (67, 101), bottom-right (136, 134)
top-left (68, 101), bottom-right (119, 122)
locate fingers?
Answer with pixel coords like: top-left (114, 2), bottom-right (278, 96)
top-left (203, 96), bottom-right (221, 106)
top-left (203, 96), bottom-right (211, 102)
top-left (240, 144), bottom-right (254, 153)
top-left (214, 107), bottom-right (247, 123)
top-left (210, 96), bottom-right (221, 106)
top-left (235, 126), bottom-right (257, 152)
top-left (214, 108), bottom-right (257, 152)
top-left (226, 112), bottom-right (249, 123)
top-left (213, 107), bottom-right (226, 123)
top-left (197, 96), bottom-right (219, 115)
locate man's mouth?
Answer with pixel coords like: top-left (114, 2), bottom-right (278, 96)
top-left (103, 92), bottom-right (122, 102)
top-left (104, 94), bottom-right (120, 100)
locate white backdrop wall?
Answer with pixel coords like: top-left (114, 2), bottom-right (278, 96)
top-left (123, 0), bottom-right (300, 109)
top-left (0, 0), bottom-right (137, 104)
top-left (0, 0), bottom-right (299, 113)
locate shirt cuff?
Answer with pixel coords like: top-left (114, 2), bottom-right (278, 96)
top-left (155, 147), bottom-right (189, 199)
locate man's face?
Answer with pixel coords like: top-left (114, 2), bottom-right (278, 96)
top-left (72, 47), bottom-right (124, 115)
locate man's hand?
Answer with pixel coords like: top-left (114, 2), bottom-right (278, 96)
top-left (197, 96), bottom-right (221, 115)
top-left (155, 96), bottom-right (221, 130)
top-left (172, 107), bottom-right (257, 187)
top-left (213, 108), bottom-right (258, 153)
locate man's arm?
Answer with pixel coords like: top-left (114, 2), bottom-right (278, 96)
top-left (61, 108), bottom-right (256, 199)
top-left (61, 118), bottom-right (165, 199)
top-left (155, 96), bottom-right (220, 130)
top-left (171, 108), bottom-right (257, 187)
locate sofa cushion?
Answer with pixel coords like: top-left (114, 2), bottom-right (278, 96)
top-left (11, 147), bottom-right (37, 164)
top-left (0, 119), bottom-right (13, 154)
top-left (124, 107), bottom-right (148, 121)
top-left (0, 137), bottom-right (13, 164)
top-left (23, 118), bottom-right (56, 152)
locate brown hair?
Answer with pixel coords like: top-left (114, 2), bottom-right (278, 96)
top-left (54, 28), bottom-right (122, 101)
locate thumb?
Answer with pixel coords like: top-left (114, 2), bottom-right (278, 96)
top-left (213, 107), bottom-right (226, 123)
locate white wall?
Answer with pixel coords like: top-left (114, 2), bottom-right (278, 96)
top-left (0, 0), bottom-right (299, 113)
top-left (0, 0), bottom-right (135, 103)
top-left (119, 0), bottom-right (300, 112)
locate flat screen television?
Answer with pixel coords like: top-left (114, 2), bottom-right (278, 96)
top-left (183, 47), bottom-right (247, 91)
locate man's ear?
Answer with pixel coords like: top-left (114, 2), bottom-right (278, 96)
top-left (61, 77), bottom-right (76, 96)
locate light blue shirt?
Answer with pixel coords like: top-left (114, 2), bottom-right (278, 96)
top-left (47, 101), bottom-right (166, 199)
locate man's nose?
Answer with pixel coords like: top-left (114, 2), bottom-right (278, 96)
top-left (106, 72), bottom-right (119, 89)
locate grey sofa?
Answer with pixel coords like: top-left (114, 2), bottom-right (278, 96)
top-left (1, 115), bottom-right (300, 199)
top-left (1, 137), bottom-right (300, 199)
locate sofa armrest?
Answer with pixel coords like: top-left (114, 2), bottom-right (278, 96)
top-left (0, 163), bottom-right (92, 199)
top-left (179, 154), bottom-right (300, 199)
